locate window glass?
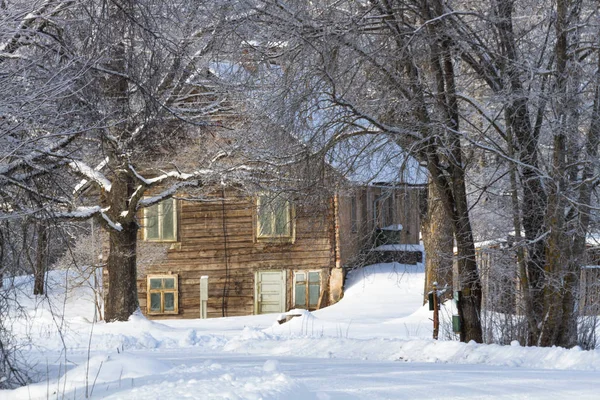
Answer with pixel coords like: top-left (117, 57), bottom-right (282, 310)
top-left (258, 197), bottom-right (273, 236)
top-left (146, 204), bottom-right (160, 240)
top-left (295, 281), bottom-right (306, 308)
top-left (150, 293), bottom-right (161, 312)
top-left (308, 272), bottom-right (320, 308)
top-left (257, 195), bottom-right (291, 238)
top-left (144, 198), bottom-right (176, 241)
top-left (295, 271), bottom-right (321, 310)
top-left (150, 278), bottom-right (162, 289)
top-left (147, 275), bottom-right (178, 314)
top-left (163, 292), bottom-right (175, 311)
top-left (274, 198), bottom-right (288, 235)
top-left (162, 200), bottom-right (175, 240)
top-left (163, 278), bottom-right (175, 289)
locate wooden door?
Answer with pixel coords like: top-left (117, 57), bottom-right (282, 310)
top-left (255, 270), bottom-right (286, 314)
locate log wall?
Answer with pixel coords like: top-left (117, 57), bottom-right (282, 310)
top-left (137, 190), bottom-right (335, 319)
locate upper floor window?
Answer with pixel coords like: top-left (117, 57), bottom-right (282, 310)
top-left (144, 198), bottom-right (177, 241)
top-left (256, 194), bottom-right (293, 240)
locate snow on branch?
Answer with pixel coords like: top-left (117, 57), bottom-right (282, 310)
top-left (54, 206), bottom-right (123, 231)
top-left (0, 133), bottom-right (77, 177)
top-left (0, 0), bottom-right (72, 60)
top-left (69, 160), bottom-right (112, 192)
top-left (138, 181), bottom-right (200, 208)
top-left (56, 205), bottom-right (101, 219)
top-left (130, 164), bottom-right (213, 186)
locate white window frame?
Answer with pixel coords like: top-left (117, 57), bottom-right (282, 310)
top-left (147, 274), bottom-right (179, 315)
top-left (256, 194), bottom-right (295, 241)
top-left (143, 198), bottom-right (178, 242)
top-left (293, 270), bottom-right (322, 310)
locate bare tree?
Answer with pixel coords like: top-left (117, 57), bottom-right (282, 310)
top-left (238, 0), bottom-right (484, 342)
top-left (49, 0), bottom-right (253, 322)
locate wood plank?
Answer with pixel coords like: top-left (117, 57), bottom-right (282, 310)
top-left (144, 262), bottom-right (298, 272)
top-left (173, 238), bottom-right (331, 253)
top-left (163, 245), bottom-right (331, 259)
top-left (181, 210), bottom-right (253, 219)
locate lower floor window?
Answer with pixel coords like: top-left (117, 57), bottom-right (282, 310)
top-left (294, 270), bottom-right (321, 310)
top-left (147, 274), bottom-right (178, 314)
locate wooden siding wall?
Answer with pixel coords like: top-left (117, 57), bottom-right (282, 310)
top-left (476, 247), bottom-right (519, 314)
top-left (580, 267), bottom-right (600, 315)
top-left (473, 244), bottom-right (600, 316)
top-left (337, 185), bottom-right (423, 266)
top-left (137, 190), bottom-right (334, 319)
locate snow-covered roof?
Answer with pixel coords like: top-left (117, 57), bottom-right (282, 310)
top-left (326, 136), bottom-right (428, 186)
top-left (381, 224), bottom-right (403, 231)
top-left (210, 59), bottom-right (429, 186)
top-left (585, 233), bottom-right (600, 247)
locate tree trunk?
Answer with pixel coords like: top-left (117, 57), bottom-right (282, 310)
top-left (102, 1), bottom-right (139, 322)
top-left (539, 0), bottom-right (580, 347)
top-left (507, 131), bottom-right (537, 344)
top-left (451, 169), bottom-right (483, 344)
top-left (104, 220), bottom-right (138, 321)
top-left (0, 227), bottom-right (4, 289)
top-left (421, 0), bottom-right (483, 342)
top-left (33, 222), bottom-right (47, 295)
top-left (495, 0), bottom-right (548, 344)
top-left (422, 177), bottom-right (453, 304)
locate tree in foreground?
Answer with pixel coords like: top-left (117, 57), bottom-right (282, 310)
top-left (239, 0), bottom-right (483, 342)
top-left (59, 0), bottom-right (250, 322)
top-left (240, 0), bottom-right (600, 347)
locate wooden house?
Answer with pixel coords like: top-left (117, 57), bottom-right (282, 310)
top-left (334, 139), bottom-right (427, 267)
top-left (133, 148), bottom-right (427, 320)
top-left (137, 188), bottom-right (341, 319)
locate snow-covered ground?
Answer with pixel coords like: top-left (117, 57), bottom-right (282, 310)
top-left (2, 263), bottom-right (600, 399)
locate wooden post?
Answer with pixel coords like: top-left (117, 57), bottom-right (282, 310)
top-left (433, 281), bottom-right (439, 340)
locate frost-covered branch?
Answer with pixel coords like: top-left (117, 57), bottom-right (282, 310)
top-left (69, 161), bottom-right (112, 192)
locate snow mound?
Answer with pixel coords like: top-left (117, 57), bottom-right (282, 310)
top-left (4, 263), bottom-right (600, 400)
top-left (7, 353), bottom-right (172, 400)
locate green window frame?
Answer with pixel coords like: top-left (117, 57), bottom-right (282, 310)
top-left (147, 274), bottom-right (178, 315)
top-left (144, 198), bottom-right (177, 242)
top-left (294, 270), bottom-right (321, 310)
top-left (256, 194), bottom-right (294, 240)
